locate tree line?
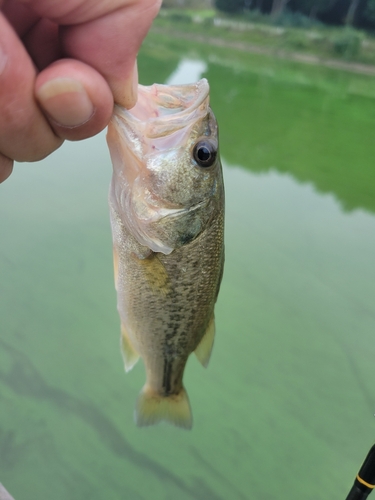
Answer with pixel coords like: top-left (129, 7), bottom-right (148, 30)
top-left (215, 0), bottom-right (375, 29)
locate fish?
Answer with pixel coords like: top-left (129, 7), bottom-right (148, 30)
top-left (106, 78), bottom-right (224, 429)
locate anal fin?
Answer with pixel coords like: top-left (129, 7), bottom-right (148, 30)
top-left (135, 386), bottom-right (192, 429)
top-left (120, 323), bottom-right (140, 372)
top-left (194, 314), bottom-right (215, 368)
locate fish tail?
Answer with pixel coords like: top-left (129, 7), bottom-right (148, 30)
top-left (134, 386), bottom-right (192, 430)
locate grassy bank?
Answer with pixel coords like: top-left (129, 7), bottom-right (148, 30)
top-left (156, 8), bottom-right (375, 67)
top-left (144, 24), bottom-right (375, 101)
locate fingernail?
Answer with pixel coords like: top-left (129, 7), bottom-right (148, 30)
top-left (113, 60), bottom-right (138, 109)
top-left (36, 78), bottom-right (94, 127)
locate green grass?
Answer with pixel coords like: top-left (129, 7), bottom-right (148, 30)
top-left (156, 8), bottom-right (375, 65)
top-left (143, 27), bottom-right (375, 98)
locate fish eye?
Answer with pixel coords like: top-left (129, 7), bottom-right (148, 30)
top-left (193, 140), bottom-right (217, 168)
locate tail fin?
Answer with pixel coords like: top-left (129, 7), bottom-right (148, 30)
top-left (135, 386), bottom-right (192, 430)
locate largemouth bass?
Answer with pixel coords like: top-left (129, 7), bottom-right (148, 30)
top-left (107, 79), bottom-right (224, 429)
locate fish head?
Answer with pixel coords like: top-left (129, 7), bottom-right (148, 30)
top-left (107, 79), bottom-right (223, 254)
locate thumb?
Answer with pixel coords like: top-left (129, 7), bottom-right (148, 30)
top-left (60, 0), bottom-right (161, 108)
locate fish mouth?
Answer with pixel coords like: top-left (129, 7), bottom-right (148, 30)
top-left (113, 79), bottom-right (210, 139)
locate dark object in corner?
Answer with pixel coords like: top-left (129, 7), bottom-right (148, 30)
top-left (346, 445), bottom-right (375, 499)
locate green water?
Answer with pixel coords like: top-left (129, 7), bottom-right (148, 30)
top-left (1, 30), bottom-right (375, 500)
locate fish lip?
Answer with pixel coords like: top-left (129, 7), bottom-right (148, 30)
top-left (113, 79), bottom-right (210, 139)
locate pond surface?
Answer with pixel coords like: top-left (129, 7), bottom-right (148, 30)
top-left (1, 29), bottom-right (375, 500)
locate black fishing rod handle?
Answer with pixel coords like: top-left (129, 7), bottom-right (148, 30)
top-left (345, 445), bottom-right (375, 500)
top-left (345, 484), bottom-right (371, 500)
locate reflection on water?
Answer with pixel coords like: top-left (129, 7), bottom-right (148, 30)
top-left (164, 59), bottom-right (207, 85)
top-left (140, 48), bottom-right (375, 216)
top-left (1, 34), bottom-right (375, 500)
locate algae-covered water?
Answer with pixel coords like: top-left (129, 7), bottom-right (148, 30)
top-left (1, 29), bottom-right (375, 500)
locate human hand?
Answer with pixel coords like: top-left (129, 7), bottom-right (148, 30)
top-left (0, 0), bottom-right (161, 183)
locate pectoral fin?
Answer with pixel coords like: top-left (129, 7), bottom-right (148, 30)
top-left (120, 323), bottom-right (140, 372)
top-left (194, 315), bottom-right (215, 368)
top-left (137, 253), bottom-right (170, 296)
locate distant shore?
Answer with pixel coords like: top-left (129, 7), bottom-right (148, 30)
top-left (154, 9), bottom-right (375, 76)
top-left (152, 26), bottom-right (375, 76)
